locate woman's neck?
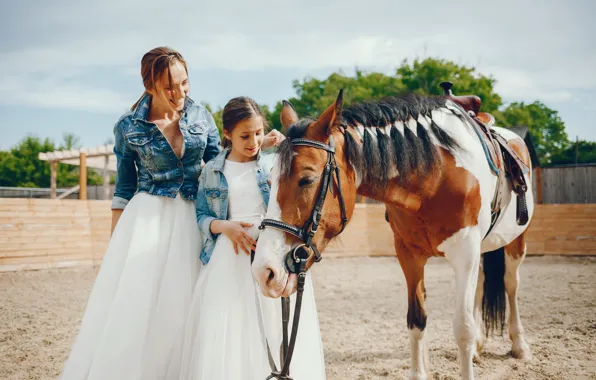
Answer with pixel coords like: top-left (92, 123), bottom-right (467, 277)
top-left (148, 98), bottom-right (181, 122)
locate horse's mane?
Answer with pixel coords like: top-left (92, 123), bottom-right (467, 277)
top-left (278, 93), bottom-right (460, 186)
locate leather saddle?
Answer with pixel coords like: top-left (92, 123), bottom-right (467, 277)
top-left (439, 81), bottom-right (530, 229)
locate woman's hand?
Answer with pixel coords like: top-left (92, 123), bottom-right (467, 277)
top-left (262, 129), bottom-right (286, 150)
top-left (221, 221), bottom-right (257, 255)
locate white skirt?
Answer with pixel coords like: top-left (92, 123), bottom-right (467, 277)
top-left (60, 192), bottom-right (202, 380)
top-left (177, 216), bottom-right (326, 380)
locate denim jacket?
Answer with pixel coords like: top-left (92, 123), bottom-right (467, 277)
top-left (111, 93), bottom-right (221, 209)
top-left (196, 149), bottom-right (276, 264)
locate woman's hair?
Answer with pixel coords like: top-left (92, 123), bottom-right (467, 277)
top-left (221, 97), bottom-right (269, 148)
top-left (131, 46), bottom-right (188, 110)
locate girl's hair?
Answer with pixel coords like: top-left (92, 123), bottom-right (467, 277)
top-left (131, 46), bottom-right (188, 110)
top-left (221, 97), bottom-right (269, 148)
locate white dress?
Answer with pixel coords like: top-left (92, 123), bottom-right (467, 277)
top-left (178, 159), bottom-right (326, 380)
top-left (60, 192), bottom-right (201, 380)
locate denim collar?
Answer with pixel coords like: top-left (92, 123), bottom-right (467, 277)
top-left (212, 148), bottom-right (263, 173)
top-left (132, 93), bottom-right (195, 126)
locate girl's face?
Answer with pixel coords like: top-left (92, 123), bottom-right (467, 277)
top-left (148, 60), bottom-right (189, 113)
top-left (225, 116), bottom-right (265, 161)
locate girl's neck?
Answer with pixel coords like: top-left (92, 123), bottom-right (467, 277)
top-left (227, 148), bottom-right (258, 163)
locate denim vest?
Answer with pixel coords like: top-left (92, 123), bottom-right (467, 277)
top-left (196, 149), bottom-right (276, 264)
top-left (111, 94), bottom-right (222, 209)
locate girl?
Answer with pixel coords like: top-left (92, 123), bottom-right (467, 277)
top-left (60, 48), bottom-right (281, 380)
top-left (178, 97), bottom-right (326, 379)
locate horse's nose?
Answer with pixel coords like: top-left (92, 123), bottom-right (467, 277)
top-left (263, 261), bottom-right (282, 288)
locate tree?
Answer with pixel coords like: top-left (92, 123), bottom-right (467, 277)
top-left (270, 70), bottom-right (404, 131)
top-left (550, 140), bottom-right (596, 166)
top-left (202, 103), bottom-right (223, 138)
top-left (498, 101), bottom-right (569, 165)
top-left (0, 136), bottom-right (56, 187)
top-left (266, 58), bottom-right (580, 165)
top-left (0, 133), bottom-right (103, 188)
top-left (270, 58), bottom-right (503, 131)
top-left (397, 58), bottom-right (503, 112)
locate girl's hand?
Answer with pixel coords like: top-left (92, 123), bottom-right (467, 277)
top-left (262, 130), bottom-right (286, 150)
top-left (222, 221), bottom-right (257, 255)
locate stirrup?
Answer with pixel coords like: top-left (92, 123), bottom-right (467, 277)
top-left (516, 193), bottom-right (529, 225)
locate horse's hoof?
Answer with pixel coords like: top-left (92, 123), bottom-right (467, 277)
top-left (408, 374), bottom-right (427, 380)
top-left (473, 352), bottom-right (481, 363)
top-left (475, 338), bottom-right (485, 353)
top-left (511, 343), bottom-right (532, 360)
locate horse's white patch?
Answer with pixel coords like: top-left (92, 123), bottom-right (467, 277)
top-left (430, 106), bottom-right (495, 236)
top-left (355, 125), bottom-right (365, 139)
top-left (393, 121), bottom-right (405, 135)
top-left (406, 118), bottom-right (418, 136)
top-left (252, 162), bottom-right (292, 291)
top-left (383, 124), bottom-right (392, 135)
top-left (441, 225), bottom-right (482, 380)
top-left (409, 327), bottom-right (429, 379)
top-left (364, 128), bottom-right (377, 143)
top-left (481, 127), bottom-right (534, 252)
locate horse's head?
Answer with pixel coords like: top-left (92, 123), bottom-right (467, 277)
top-left (252, 90), bottom-right (358, 298)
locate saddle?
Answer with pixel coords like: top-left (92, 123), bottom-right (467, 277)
top-left (439, 82), bottom-right (530, 231)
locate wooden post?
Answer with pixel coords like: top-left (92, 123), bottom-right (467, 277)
top-left (535, 166), bottom-right (543, 204)
top-left (79, 152), bottom-right (87, 200)
top-left (50, 161), bottom-right (57, 199)
top-left (102, 155), bottom-right (110, 200)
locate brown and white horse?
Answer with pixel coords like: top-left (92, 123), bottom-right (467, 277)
top-left (252, 91), bottom-right (533, 380)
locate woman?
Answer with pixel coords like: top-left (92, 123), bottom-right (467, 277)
top-left (60, 47), bottom-right (282, 380)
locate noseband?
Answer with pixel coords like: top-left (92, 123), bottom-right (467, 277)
top-left (258, 135), bottom-right (348, 380)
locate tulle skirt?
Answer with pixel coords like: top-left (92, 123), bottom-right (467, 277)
top-left (178, 216), bottom-right (326, 380)
top-left (60, 193), bottom-right (202, 380)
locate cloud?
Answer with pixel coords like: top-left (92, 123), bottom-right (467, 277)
top-left (1, 0), bottom-right (595, 112)
top-left (0, 76), bottom-right (129, 113)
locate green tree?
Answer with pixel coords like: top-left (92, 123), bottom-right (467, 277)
top-left (270, 70), bottom-right (404, 131)
top-left (0, 136), bottom-right (56, 187)
top-left (271, 58), bottom-right (503, 131)
top-left (397, 58), bottom-right (503, 112)
top-left (498, 101), bottom-right (569, 165)
top-left (202, 103), bottom-right (223, 137)
top-left (550, 139), bottom-right (596, 166)
top-left (267, 58), bottom-right (581, 165)
top-left (0, 133), bottom-right (103, 188)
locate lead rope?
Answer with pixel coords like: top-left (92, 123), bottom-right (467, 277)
top-left (266, 271), bottom-right (307, 380)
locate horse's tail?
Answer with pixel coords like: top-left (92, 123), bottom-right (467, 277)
top-left (482, 247), bottom-right (506, 336)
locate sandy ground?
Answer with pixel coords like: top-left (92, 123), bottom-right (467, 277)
top-left (1, 255), bottom-right (595, 380)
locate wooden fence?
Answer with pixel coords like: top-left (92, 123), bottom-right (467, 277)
top-left (538, 165), bottom-right (596, 204)
top-left (1, 200), bottom-right (595, 272)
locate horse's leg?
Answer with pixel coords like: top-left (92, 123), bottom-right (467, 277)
top-left (473, 262), bottom-right (485, 359)
top-left (396, 245), bottom-right (429, 380)
top-left (504, 232), bottom-right (532, 360)
top-left (442, 231), bottom-right (481, 380)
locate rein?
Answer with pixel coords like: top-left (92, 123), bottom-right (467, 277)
top-left (258, 135), bottom-right (348, 380)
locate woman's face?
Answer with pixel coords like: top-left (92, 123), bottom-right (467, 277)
top-left (148, 60), bottom-right (189, 112)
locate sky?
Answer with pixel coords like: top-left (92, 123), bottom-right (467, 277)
top-left (1, 0), bottom-right (595, 151)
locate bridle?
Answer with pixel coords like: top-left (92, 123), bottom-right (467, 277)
top-left (258, 135), bottom-right (348, 380)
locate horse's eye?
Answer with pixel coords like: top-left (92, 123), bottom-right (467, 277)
top-left (298, 176), bottom-right (316, 187)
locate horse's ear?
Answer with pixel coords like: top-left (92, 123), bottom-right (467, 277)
top-left (280, 100), bottom-right (298, 132)
top-left (313, 89), bottom-right (343, 137)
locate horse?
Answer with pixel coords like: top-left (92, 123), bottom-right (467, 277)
top-left (252, 89), bottom-right (534, 380)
